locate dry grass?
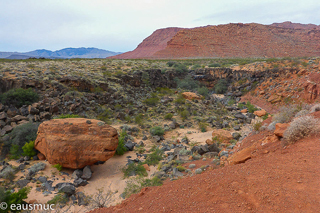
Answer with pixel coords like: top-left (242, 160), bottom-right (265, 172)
top-left (284, 115), bottom-right (320, 143)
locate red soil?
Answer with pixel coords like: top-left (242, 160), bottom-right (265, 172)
top-left (89, 122), bottom-right (320, 212)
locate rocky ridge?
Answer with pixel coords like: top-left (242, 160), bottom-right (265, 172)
top-left (111, 22), bottom-right (320, 59)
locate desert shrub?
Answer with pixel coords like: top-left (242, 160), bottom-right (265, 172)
top-left (143, 95), bottom-right (159, 106)
top-left (156, 87), bottom-right (174, 95)
top-left (237, 103), bottom-right (245, 109)
top-left (253, 122), bottom-right (262, 131)
top-left (180, 109), bottom-right (189, 121)
top-left (123, 176), bottom-right (162, 198)
top-left (47, 193), bottom-right (69, 205)
top-left (214, 79), bottom-right (228, 94)
top-left (284, 115), bottom-right (320, 143)
top-left (144, 148), bottom-right (163, 166)
top-left (1, 122), bottom-right (39, 160)
top-left (116, 130), bottom-right (128, 155)
top-left (134, 113), bottom-right (144, 125)
top-left (197, 87), bottom-right (209, 98)
top-left (164, 113), bottom-right (173, 120)
top-left (123, 163), bottom-right (147, 178)
top-left (262, 113), bottom-right (269, 120)
top-left (29, 162), bottom-right (46, 174)
top-left (97, 108), bottom-right (113, 124)
top-left (167, 61), bottom-right (176, 67)
top-left (295, 110), bottom-right (309, 118)
top-left (199, 122), bottom-right (208, 132)
top-left (55, 114), bottom-right (81, 119)
top-left (176, 76), bottom-right (199, 90)
top-left (22, 140), bottom-right (36, 157)
top-left (208, 63), bottom-right (221, 67)
top-left (53, 164), bottom-right (63, 171)
top-left (0, 166), bottom-right (16, 181)
top-left (173, 63), bottom-right (188, 73)
top-left (88, 188), bottom-right (114, 209)
top-left (246, 102), bottom-right (258, 113)
top-left (0, 187), bottom-right (29, 209)
top-left (309, 103), bottom-right (320, 113)
top-left (150, 126), bottom-right (164, 136)
top-left (272, 105), bottom-right (299, 124)
top-left (267, 121), bottom-right (277, 131)
top-left (174, 94), bottom-right (185, 105)
top-left (192, 64), bottom-right (201, 69)
top-left (176, 165), bottom-right (186, 172)
top-left (0, 88), bottom-right (39, 108)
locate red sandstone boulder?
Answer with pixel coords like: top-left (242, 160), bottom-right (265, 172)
top-left (35, 118), bottom-right (118, 169)
top-left (254, 109), bottom-right (267, 117)
top-left (274, 123), bottom-right (290, 138)
top-left (212, 129), bottom-right (233, 144)
top-left (182, 92), bottom-right (202, 100)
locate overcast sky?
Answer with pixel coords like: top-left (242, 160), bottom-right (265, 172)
top-left (0, 0), bottom-right (319, 52)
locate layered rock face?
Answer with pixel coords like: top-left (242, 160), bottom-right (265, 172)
top-left (35, 118), bottom-right (118, 169)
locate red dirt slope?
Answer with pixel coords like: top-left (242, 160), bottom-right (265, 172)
top-left (110, 27), bottom-right (183, 59)
top-left (90, 129), bottom-right (320, 212)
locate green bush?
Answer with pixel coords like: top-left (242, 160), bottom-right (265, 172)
top-left (176, 76), bottom-right (199, 90)
top-left (22, 140), bottom-right (36, 157)
top-left (123, 163), bottom-right (147, 178)
top-left (208, 63), bottom-right (221, 67)
top-left (116, 130), bottom-right (128, 155)
top-left (143, 96), bottom-right (159, 106)
top-left (1, 122), bottom-right (39, 160)
top-left (180, 109), bottom-right (189, 121)
top-left (164, 113), bottom-right (173, 120)
top-left (145, 148), bottom-right (163, 166)
top-left (134, 113), bottom-right (144, 125)
top-left (150, 126), bottom-right (164, 136)
top-left (47, 193), bottom-right (69, 205)
top-left (123, 176), bottom-right (162, 198)
top-left (173, 63), bottom-right (188, 73)
top-left (29, 162), bottom-right (46, 173)
top-left (55, 114), bottom-right (80, 119)
top-left (0, 166), bottom-right (16, 181)
top-left (0, 187), bottom-right (30, 210)
top-left (53, 164), bottom-right (63, 171)
top-left (167, 61), bottom-right (176, 67)
top-left (214, 79), bottom-right (228, 94)
top-left (0, 88), bottom-right (39, 108)
top-left (174, 94), bottom-right (185, 105)
top-left (246, 102), bottom-right (258, 113)
top-left (199, 122), bottom-right (208, 132)
top-left (197, 87), bottom-right (209, 98)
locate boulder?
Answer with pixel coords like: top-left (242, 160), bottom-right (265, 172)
top-left (254, 109), bottom-right (267, 117)
top-left (181, 92), bottom-right (202, 100)
top-left (212, 129), bottom-right (233, 144)
top-left (268, 95), bottom-right (281, 103)
top-left (228, 144), bottom-right (257, 165)
top-left (274, 123), bottom-right (290, 138)
top-left (34, 118), bottom-right (118, 169)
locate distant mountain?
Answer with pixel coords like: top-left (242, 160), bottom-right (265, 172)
top-left (0, 47), bottom-right (121, 59)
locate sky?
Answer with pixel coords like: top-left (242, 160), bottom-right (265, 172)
top-left (0, 0), bottom-right (319, 53)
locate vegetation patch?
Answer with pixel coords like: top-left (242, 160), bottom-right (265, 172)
top-left (0, 88), bottom-right (39, 108)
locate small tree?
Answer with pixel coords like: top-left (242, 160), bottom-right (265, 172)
top-left (22, 140), bottom-right (36, 157)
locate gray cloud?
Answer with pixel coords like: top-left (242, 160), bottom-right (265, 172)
top-left (0, 0), bottom-right (319, 52)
